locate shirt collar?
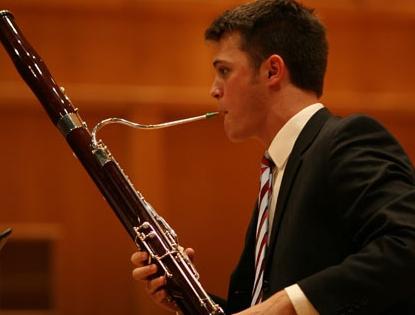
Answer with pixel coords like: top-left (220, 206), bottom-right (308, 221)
top-left (267, 103), bottom-right (324, 170)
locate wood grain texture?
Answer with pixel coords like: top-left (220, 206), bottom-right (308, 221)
top-left (0, 1), bottom-right (414, 315)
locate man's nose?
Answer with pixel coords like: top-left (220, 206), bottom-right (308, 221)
top-left (210, 82), bottom-right (222, 99)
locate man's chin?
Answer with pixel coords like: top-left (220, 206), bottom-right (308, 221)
top-left (224, 129), bottom-right (247, 143)
top-left (228, 137), bottom-right (245, 143)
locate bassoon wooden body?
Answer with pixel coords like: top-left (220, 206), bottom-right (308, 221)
top-left (0, 10), bottom-right (224, 315)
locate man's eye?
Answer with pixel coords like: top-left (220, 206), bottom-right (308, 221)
top-left (218, 67), bottom-right (230, 76)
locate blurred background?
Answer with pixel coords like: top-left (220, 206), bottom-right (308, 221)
top-left (0, 0), bottom-right (414, 314)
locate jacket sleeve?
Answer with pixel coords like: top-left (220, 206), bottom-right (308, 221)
top-left (298, 115), bottom-right (415, 315)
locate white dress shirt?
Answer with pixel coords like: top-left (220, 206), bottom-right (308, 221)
top-left (266, 103), bottom-right (324, 315)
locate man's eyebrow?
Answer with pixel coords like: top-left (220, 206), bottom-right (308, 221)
top-left (212, 59), bottom-right (227, 67)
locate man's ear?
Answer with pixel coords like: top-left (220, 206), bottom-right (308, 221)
top-left (264, 54), bottom-right (285, 85)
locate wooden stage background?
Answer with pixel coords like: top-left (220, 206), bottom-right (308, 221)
top-left (0, 0), bottom-right (414, 314)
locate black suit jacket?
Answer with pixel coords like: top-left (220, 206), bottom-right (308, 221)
top-left (225, 108), bottom-right (415, 315)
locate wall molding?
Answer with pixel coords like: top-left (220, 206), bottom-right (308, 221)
top-left (1, 81), bottom-right (414, 115)
top-left (1, 0), bottom-right (415, 18)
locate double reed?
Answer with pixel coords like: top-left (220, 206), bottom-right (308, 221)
top-left (0, 10), bottom-right (224, 315)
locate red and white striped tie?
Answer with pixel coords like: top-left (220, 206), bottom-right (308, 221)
top-left (251, 154), bottom-right (274, 305)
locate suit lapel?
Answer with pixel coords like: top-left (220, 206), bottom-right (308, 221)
top-left (264, 108), bottom-right (332, 275)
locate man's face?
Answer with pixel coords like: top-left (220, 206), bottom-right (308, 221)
top-left (209, 32), bottom-right (269, 142)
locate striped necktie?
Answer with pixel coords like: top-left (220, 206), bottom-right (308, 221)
top-left (251, 154), bottom-right (274, 305)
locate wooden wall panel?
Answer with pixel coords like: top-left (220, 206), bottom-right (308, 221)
top-left (0, 107), bottom-right (136, 315)
top-left (0, 1), bottom-right (415, 315)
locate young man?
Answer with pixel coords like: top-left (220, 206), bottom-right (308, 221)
top-left (131, 1), bottom-right (415, 314)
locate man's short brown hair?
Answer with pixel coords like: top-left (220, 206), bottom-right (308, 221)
top-left (205, 0), bottom-right (328, 98)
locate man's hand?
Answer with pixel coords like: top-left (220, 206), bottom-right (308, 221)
top-left (234, 290), bottom-right (297, 315)
top-left (130, 248), bottom-right (195, 313)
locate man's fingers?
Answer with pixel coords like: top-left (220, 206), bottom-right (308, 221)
top-left (131, 251), bottom-right (148, 266)
top-left (146, 276), bottom-right (167, 295)
top-left (132, 264), bottom-right (157, 281)
top-left (153, 289), bottom-right (178, 312)
top-left (184, 248), bottom-right (195, 262)
top-left (153, 289), bottom-right (168, 303)
top-left (130, 251), bottom-right (178, 312)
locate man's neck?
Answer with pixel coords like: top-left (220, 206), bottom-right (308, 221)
top-left (258, 88), bottom-right (319, 148)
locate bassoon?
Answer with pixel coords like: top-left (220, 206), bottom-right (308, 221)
top-left (0, 10), bottom-right (224, 315)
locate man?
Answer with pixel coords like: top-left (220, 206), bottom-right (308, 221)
top-left (131, 0), bottom-right (415, 314)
